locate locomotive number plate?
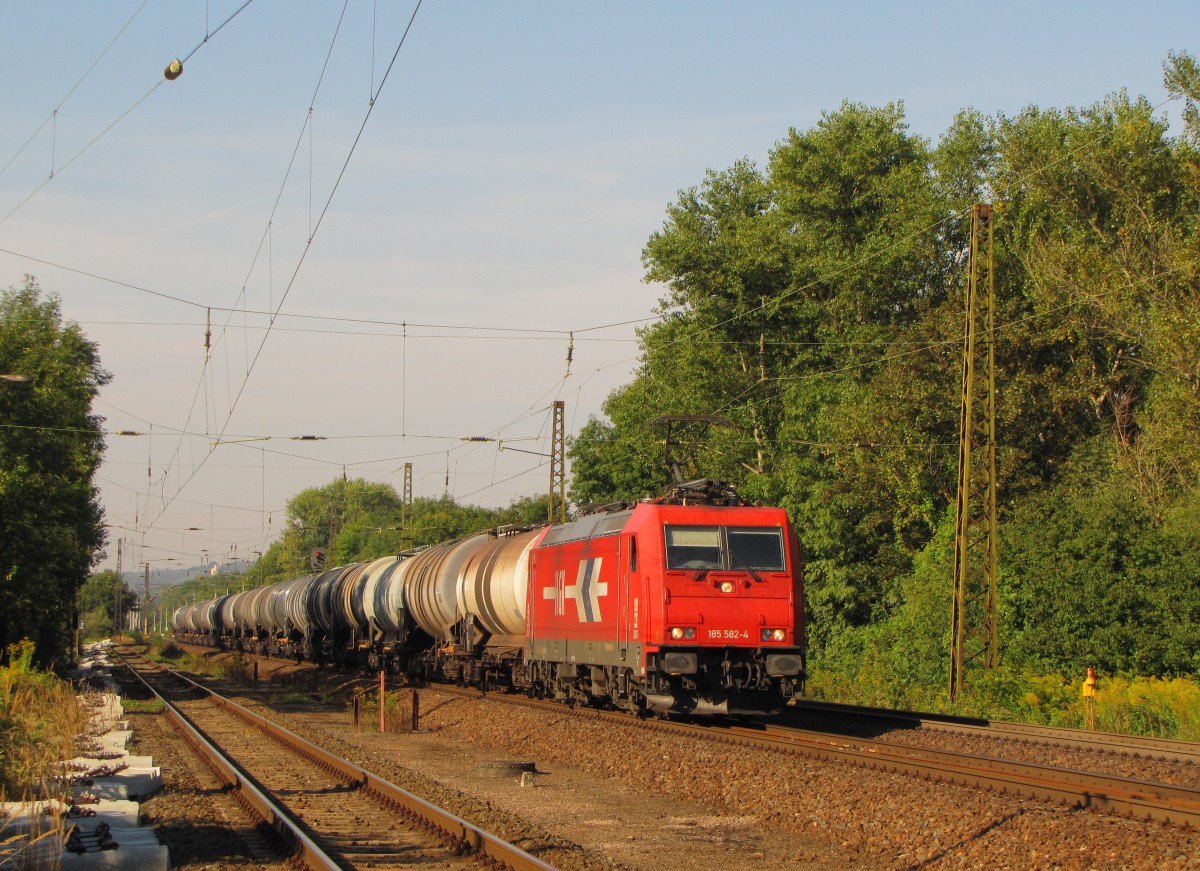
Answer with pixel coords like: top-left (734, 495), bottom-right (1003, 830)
top-left (707, 628), bottom-right (750, 640)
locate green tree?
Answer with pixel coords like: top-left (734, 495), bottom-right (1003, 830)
top-left (1002, 441), bottom-right (1200, 676)
top-left (273, 478), bottom-right (406, 573)
top-left (0, 278), bottom-right (108, 667)
top-left (79, 569), bottom-right (135, 638)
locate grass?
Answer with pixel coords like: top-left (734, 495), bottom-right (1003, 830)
top-left (349, 686), bottom-right (418, 734)
top-left (0, 640), bottom-right (87, 800)
top-left (807, 663), bottom-right (1200, 740)
top-left (121, 698), bottom-right (165, 714)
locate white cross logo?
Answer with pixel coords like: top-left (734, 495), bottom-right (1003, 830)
top-left (543, 558), bottom-right (607, 622)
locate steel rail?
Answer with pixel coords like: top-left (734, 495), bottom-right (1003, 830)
top-left (120, 655), bottom-right (341, 870)
top-left (120, 652), bottom-right (559, 871)
top-left (784, 698), bottom-right (1200, 765)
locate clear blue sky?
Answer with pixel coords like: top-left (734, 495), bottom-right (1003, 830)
top-left (0, 1), bottom-right (1194, 576)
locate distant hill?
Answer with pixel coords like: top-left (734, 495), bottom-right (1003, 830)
top-left (123, 559), bottom-right (249, 587)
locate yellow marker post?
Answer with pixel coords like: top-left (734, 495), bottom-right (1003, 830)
top-left (1082, 667), bottom-right (1097, 730)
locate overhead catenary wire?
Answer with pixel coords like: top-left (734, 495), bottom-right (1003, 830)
top-left (0, 0), bottom-right (260, 228)
top-left (140, 0), bottom-right (422, 535)
top-left (0, 0), bottom-right (151, 179)
top-left (0, 243), bottom-right (659, 336)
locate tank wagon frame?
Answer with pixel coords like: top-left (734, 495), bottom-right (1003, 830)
top-left (173, 481), bottom-right (806, 716)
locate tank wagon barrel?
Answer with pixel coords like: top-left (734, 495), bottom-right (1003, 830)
top-left (359, 556), bottom-right (404, 637)
top-left (404, 534), bottom-right (491, 641)
top-left (332, 563), bottom-right (370, 637)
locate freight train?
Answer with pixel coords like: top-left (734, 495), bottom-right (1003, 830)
top-left (172, 479), bottom-right (805, 715)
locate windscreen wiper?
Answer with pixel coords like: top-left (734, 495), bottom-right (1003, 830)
top-left (731, 554), bottom-right (762, 583)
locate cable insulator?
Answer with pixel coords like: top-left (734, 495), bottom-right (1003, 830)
top-left (164, 59), bottom-right (183, 81)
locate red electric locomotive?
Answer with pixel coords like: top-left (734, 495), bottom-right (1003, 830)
top-left (524, 479), bottom-right (805, 715)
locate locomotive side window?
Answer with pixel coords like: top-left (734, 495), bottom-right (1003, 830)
top-left (728, 527), bottom-right (785, 571)
top-left (665, 526), bottom-right (722, 570)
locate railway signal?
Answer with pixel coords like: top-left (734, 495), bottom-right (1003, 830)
top-left (310, 548), bottom-right (326, 571)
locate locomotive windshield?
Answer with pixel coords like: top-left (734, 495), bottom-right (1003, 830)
top-left (665, 525), bottom-right (785, 572)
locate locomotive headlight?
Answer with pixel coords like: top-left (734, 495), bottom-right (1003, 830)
top-left (772, 628), bottom-right (786, 641)
top-left (670, 627), bottom-right (684, 640)
top-left (719, 580), bottom-right (735, 593)
top-left (669, 627), bottom-right (696, 641)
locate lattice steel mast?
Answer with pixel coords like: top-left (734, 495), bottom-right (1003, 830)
top-left (548, 400), bottom-right (566, 523)
top-left (950, 203), bottom-right (1000, 701)
top-left (402, 462), bottom-right (413, 551)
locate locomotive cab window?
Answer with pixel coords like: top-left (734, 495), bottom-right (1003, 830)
top-left (665, 525), bottom-right (786, 572)
top-left (665, 526), bottom-right (721, 570)
top-left (728, 527), bottom-right (785, 572)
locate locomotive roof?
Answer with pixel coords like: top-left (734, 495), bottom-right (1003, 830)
top-left (538, 508), bottom-right (634, 547)
top-left (538, 499), bottom-right (789, 549)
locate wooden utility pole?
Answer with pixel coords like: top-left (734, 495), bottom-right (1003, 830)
top-left (548, 400), bottom-right (566, 523)
top-left (950, 203), bottom-right (1000, 701)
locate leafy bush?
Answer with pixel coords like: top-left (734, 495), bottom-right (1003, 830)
top-left (181, 653), bottom-right (210, 674)
top-left (221, 654), bottom-right (251, 683)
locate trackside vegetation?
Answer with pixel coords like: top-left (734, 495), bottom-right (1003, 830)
top-left (0, 641), bottom-right (87, 799)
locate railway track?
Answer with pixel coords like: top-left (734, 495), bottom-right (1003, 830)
top-left (783, 698), bottom-right (1200, 765)
top-left (119, 651), bottom-right (558, 871)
